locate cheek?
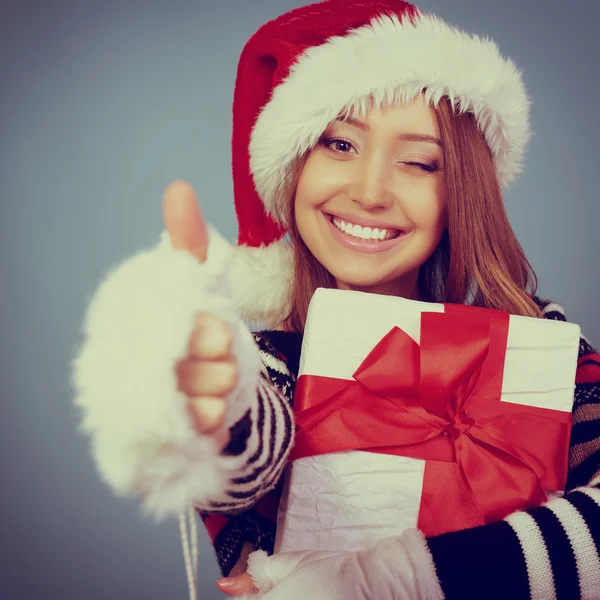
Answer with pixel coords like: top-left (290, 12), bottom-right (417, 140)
top-left (296, 153), bottom-right (322, 204)
top-left (295, 152), bottom-right (349, 210)
top-left (293, 182), bottom-right (316, 233)
top-left (408, 191), bottom-right (447, 232)
top-left (293, 178), bottom-right (321, 242)
top-left (294, 178), bottom-right (318, 220)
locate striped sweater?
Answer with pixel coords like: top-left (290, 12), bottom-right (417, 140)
top-left (198, 297), bottom-right (600, 599)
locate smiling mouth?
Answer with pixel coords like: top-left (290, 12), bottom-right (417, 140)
top-left (328, 215), bottom-right (402, 241)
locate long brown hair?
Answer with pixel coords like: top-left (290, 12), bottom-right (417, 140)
top-left (282, 96), bottom-right (542, 332)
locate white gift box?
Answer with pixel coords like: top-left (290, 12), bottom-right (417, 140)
top-left (274, 288), bottom-right (581, 553)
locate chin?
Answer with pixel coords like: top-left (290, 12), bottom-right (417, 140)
top-left (328, 265), bottom-right (402, 291)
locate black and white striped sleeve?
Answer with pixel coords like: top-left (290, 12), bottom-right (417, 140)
top-left (193, 332), bottom-right (296, 515)
top-left (427, 480), bottom-right (600, 600)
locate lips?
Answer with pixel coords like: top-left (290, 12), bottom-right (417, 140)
top-left (323, 211), bottom-right (410, 254)
top-left (330, 216), bottom-right (400, 240)
top-left (325, 211), bottom-right (405, 233)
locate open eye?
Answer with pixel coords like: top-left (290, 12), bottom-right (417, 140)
top-left (321, 137), bottom-right (356, 154)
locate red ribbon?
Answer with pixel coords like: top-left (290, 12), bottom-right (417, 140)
top-left (289, 304), bottom-right (572, 536)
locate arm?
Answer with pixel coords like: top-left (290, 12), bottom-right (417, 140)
top-left (226, 312), bottom-right (600, 599)
top-left (198, 331), bottom-right (296, 515)
top-left (71, 226), bottom-right (294, 521)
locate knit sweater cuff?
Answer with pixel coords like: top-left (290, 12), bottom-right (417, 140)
top-left (427, 520), bottom-right (529, 599)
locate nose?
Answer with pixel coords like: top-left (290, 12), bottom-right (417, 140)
top-left (346, 152), bottom-right (394, 210)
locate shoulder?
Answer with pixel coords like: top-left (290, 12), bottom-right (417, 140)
top-left (531, 295), bottom-right (568, 321)
top-left (532, 295), bottom-right (597, 359)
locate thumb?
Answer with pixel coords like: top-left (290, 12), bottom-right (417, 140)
top-left (162, 180), bottom-right (209, 263)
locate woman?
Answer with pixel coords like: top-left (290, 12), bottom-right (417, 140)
top-left (72, 1), bottom-right (600, 598)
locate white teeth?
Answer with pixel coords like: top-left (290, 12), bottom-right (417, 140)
top-left (332, 217), bottom-right (398, 241)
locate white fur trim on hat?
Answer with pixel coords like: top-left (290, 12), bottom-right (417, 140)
top-left (229, 238), bottom-right (294, 331)
top-left (250, 12), bottom-right (531, 224)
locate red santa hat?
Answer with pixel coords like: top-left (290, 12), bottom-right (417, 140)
top-left (227, 0), bottom-right (531, 329)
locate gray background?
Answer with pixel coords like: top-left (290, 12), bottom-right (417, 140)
top-left (1, 0), bottom-right (598, 598)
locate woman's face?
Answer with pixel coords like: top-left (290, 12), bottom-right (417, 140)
top-left (294, 94), bottom-right (447, 299)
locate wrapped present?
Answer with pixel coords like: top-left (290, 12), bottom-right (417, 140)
top-left (274, 288), bottom-right (580, 553)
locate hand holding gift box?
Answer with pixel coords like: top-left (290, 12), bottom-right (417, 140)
top-left (274, 288), bottom-right (581, 554)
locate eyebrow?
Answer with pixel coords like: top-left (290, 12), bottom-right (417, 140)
top-left (336, 116), bottom-right (443, 147)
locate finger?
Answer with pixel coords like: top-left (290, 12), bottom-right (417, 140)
top-left (188, 396), bottom-right (227, 433)
top-left (162, 180), bottom-right (209, 263)
top-left (216, 573), bottom-right (259, 596)
top-left (188, 313), bottom-right (233, 359)
top-left (176, 358), bottom-right (238, 396)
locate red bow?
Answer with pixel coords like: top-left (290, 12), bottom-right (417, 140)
top-left (290, 305), bottom-right (571, 535)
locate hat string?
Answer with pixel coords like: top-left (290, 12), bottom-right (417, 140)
top-left (179, 507), bottom-right (199, 600)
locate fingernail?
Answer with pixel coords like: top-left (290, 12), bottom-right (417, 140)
top-left (196, 313), bottom-right (225, 335)
top-left (193, 397), bottom-right (226, 424)
top-left (197, 316), bottom-right (219, 335)
top-left (217, 577), bottom-right (236, 588)
top-left (192, 317), bottom-right (232, 356)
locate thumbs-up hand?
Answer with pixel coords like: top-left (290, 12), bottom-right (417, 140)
top-left (162, 180), bottom-right (209, 262)
top-left (163, 181), bottom-right (236, 438)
